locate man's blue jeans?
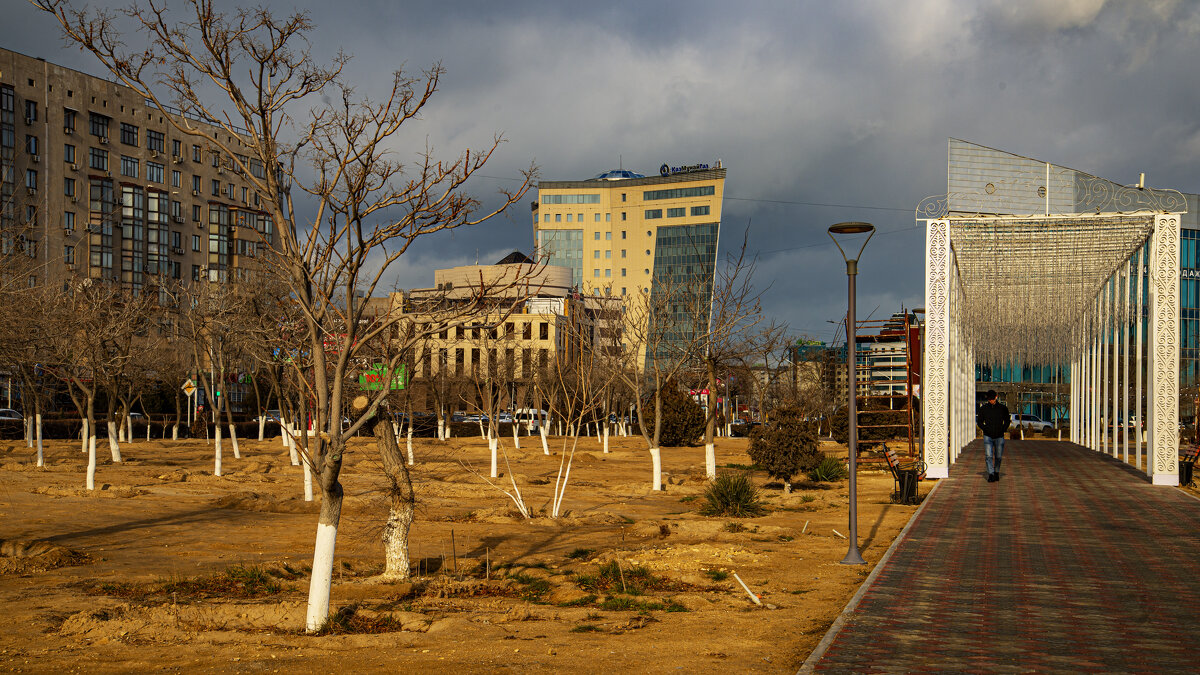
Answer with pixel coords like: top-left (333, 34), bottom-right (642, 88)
top-left (983, 435), bottom-right (1004, 476)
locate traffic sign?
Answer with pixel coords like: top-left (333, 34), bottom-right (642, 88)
top-left (182, 379), bottom-right (197, 397)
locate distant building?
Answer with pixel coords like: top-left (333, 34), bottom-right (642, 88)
top-left (532, 163), bottom-right (726, 362)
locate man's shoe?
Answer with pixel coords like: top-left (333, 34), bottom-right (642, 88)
top-left (995, 472), bottom-right (1000, 482)
top-left (987, 473), bottom-right (996, 482)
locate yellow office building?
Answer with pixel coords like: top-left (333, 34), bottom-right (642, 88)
top-left (532, 163), bottom-right (726, 359)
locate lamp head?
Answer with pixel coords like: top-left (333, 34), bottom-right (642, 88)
top-left (827, 221), bottom-right (875, 268)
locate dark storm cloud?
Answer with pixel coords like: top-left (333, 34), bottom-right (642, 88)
top-left (6, 0), bottom-right (1200, 342)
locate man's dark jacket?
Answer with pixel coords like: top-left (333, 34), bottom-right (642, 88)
top-left (976, 401), bottom-right (1011, 438)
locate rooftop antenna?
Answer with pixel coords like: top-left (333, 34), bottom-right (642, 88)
top-left (1138, 172), bottom-right (1145, 189)
top-left (475, 248), bottom-right (479, 265)
top-left (619, 154), bottom-right (623, 170)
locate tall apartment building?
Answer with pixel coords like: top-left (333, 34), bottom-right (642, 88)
top-left (0, 47), bottom-right (273, 294)
top-left (532, 163), bottom-right (725, 361)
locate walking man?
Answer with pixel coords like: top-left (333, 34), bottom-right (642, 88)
top-left (976, 390), bottom-right (1010, 482)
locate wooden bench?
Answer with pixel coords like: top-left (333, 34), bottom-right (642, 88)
top-left (883, 444), bottom-right (926, 505)
top-left (1180, 446), bottom-right (1200, 487)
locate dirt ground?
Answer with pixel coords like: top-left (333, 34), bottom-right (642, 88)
top-left (0, 429), bottom-right (925, 674)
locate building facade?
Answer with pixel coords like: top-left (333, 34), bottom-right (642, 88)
top-left (532, 164), bottom-right (725, 361)
top-left (0, 47), bottom-right (273, 294)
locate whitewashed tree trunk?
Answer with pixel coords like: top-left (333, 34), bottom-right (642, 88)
top-left (80, 419), bottom-right (88, 454)
top-left (280, 417), bottom-right (290, 447)
top-left (512, 423), bottom-right (520, 449)
top-left (258, 416), bottom-right (265, 441)
top-left (489, 431), bottom-right (499, 478)
top-left (705, 443), bottom-right (716, 480)
top-left (650, 447), bottom-right (663, 491)
top-left (286, 423), bottom-right (300, 466)
top-left (229, 423), bottom-right (241, 459)
top-left (477, 419), bottom-right (486, 439)
top-left (25, 416), bottom-right (32, 447)
top-left (382, 502), bottom-right (414, 579)
top-left (603, 424), bottom-right (610, 453)
top-left (437, 417), bottom-right (445, 441)
top-left (86, 432), bottom-right (97, 491)
top-left (107, 421), bottom-right (122, 462)
top-left (305, 493), bottom-right (342, 632)
top-left (117, 419), bottom-right (126, 443)
top-left (35, 414), bottom-right (43, 467)
top-left (540, 426), bottom-right (550, 455)
top-left (145, 422), bottom-right (150, 441)
top-left (406, 418), bottom-right (414, 466)
top-left (126, 414), bottom-right (133, 443)
top-left (214, 424), bottom-right (223, 476)
top-left (302, 456), bottom-right (313, 501)
top-left (172, 423), bottom-right (179, 440)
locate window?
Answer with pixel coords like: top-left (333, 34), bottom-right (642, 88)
top-left (147, 161), bottom-right (164, 183)
top-left (192, 234), bottom-right (201, 251)
top-left (605, 231), bottom-right (612, 240)
top-left (542, 194), bottom-right (600, 204)
top-left (249, 158), bottom-right (265, 179)
top-left (605, 269), bottom-right (611, 277)
top-left (540, 323), bottom-right (549, 340)
top-left (605, 250), bottom-right (611, 259)
top-left (211, 179), bottom-right (220, 196)
top-left (622, 230), bottom-right (626, 239)
top-left (212, 152), bottom-right (219, 168)
top-left (621, 249), bottom-right (626, 258)
top-left (667, 207), bottom-right (685, 218)
top-left (593, 269), bottom-right (600, 277)
top-left (555, 214), bottom-right (562, 222)
top-left (120, 122), bottom-right (138, 146)
top-left (192, 205), bottom-right (201, 221)
top-left (645, 249), bottom-right (651, 256)
top-left (594, 213), bottom-right (600, 222)
top-left (643, 185), bottom-right (715, 200)
top-left (192, 144), bottom-right (201, 162)
top-left (168, 260), bottom-right (180, 279)
top-left (147, 130), bottom-right (164, 152)
top-left (64, 144), bottom-right (75, 164)
top-left (171, 200), bottom-right (181, 219)
top-left (621, 193), bottom-right (626, 202)
top-left (64, 245), bottom-right (74, 265)
top-left (64, 177), bottom-right (75, 197)
top-left (120, 155), bottom-right (139, 178)
top-left (593, 250), bottom-right (600, 259)
top-left (25, 135), bottom-right (37, 155)
top-left (241, 187), bottom-right (248, 202)
top-left (192, 175), bottom-right (200, 192)
top-left (644, 209), bottom-right (662, 219)
top-left (577, 213), bottom-right (582, 221)
top-left (171, 170), bottom-right (181, 187)
top-left (644, 268), bottom-right (650, 274)
top-left (64, 212), bottom-right (75, 230)
top-left (90, 147), bottom-right (110, 172)
top-left (89, 113), bottom-right (111, 139)
top-left (606, 213), bottom-right (611, 222)
top-left (566, 214), bottom-right (572, 222)
top-left (191, 264), bottom-right (200, 281)
top-left (594, 231), bottom-right (600, 240)
top-left (691, 205), bottom-right (710, 216)
top-left (25, 170), bottom-right (37, 190)
top-left (63, 109), bottom-right (76, 131)
top-left (172, 139), bottom-right (181, 157)
top-left (24, 100), bottom-right (37, 122)
top-left (621, 212), bottom-right (626, 221)
top-left (621, 268), bottom-right (626, 276)
top-left (171, 231), bottom-right (181, 248)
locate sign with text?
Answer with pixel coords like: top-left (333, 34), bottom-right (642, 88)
top-left (358, 363), bottom-right (408, 391)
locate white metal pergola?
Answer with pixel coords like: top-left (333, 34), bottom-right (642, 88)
top-left (920, 203), bottom-right (1184, 486)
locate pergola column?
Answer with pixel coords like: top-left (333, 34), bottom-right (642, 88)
top-left (1149, 214), bottom-right (1180, 485)
top-left (924, 218), bottom-right (950, 479)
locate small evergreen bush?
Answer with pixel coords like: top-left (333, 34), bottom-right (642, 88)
top-left (807, 456), bottom-right (848, 482)
top-left (651, 380), bottom-right (705, 447)
top-left (747, 404), bottom-right (822, 490)
top-left (698, 472), bottom-right (766, 517)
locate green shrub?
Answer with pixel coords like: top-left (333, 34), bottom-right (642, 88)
top-left (699, 472), bottom-right (766, 517)
top-left (807, 456), bottom-right (848, 482)
top-left (747, 404), bottom-right (821, 488)
top-left (648, 380), bottom-right (705, 447)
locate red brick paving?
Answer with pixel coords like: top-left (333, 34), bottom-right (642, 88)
top-left (810, 439), bottom-right (1200, 673)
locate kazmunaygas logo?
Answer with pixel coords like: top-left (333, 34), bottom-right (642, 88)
top-left (660, 162), bottom-right (711, 176)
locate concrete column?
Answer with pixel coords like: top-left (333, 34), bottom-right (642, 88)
top-left (923, 219), bottom-right (951, 479)
top-left (1149, 214), bottom-right (1180, 485)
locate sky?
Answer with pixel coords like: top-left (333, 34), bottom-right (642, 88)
top-left (6, 0), bottom-right (1200, 345)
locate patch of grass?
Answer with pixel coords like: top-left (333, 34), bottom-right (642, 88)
top-left (507, 572), bottom-right (551, 601)
top-left (777, 535), bottom-right (795, 542)
top-left (800, 494), bottom-right (816, 503)
top-left (557, 594), bottom-right (599, 607)
top-left (722, 521), bottom-right (746, 533)
top-left (99, 565), bottom-right (285, 602)
top-left (619, 515), bottom-right (636, 524)
top-left (571, 624), bottom-right (603, 633)
top-left (678, 495), bottom-right (697, 503)
top-left (719, 462), bottom-right (761, 471)
top-left (565, 548), bottom-right (594, 560)
top-left (574, 561), bottom-right (677, 596)
top-left (807, 456), bottom-right (849, 482)
top-left (699, 472), bottom-right (766, 518)
top-left (790, 589), bottom-right (812, 595)
top-left (598, 596), bottom-right (688, 613)
top-left (315, 604), bottom-right (402, 635)
top-left (703, 569), bottom-right (729, 582)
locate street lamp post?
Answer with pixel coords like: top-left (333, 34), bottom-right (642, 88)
top-left (828, 222), bottom-right (875, 566)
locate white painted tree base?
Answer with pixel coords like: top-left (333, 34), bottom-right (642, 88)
top-left (650, 447), bottom-right (663, 491)
top-left (305, 521), bottom-right (338, 632)
top-left (705, 443), bottom-right (716, 480)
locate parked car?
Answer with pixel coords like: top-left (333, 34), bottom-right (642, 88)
top-left (265, 409), bottom-right (282, 423)
top-left (1010, 413), bottom-right (1053, 431)
top-left (0, 408), bottom-right (22, 421)
top-left (496, 412), bottom-right (514, 424)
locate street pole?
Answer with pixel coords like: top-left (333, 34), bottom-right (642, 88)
top-left (829, 222), bottom-right (874, 567)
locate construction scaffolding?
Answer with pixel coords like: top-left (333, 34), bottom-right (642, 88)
top-left (854, 313), bottom-right (920, 460)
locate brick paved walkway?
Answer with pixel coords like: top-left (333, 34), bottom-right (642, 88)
top-left (805, 439), bottom-right (1200, 673)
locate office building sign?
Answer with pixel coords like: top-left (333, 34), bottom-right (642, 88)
top-left (659, 162), bottom-right (712, 177)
